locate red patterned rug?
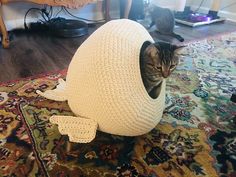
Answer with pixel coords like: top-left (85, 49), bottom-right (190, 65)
top-left (0, 32), bottom-right (236, 177)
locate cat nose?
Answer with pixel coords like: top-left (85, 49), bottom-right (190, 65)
top-left (162, 73), bottom-right (168, 78)
top-left (162, 71), bottom-right (169, 78)
top-left (163, 75), bottom-right (168, 78)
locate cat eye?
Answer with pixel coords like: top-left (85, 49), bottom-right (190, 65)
top-left (170, 65), bottom-right (176, 69)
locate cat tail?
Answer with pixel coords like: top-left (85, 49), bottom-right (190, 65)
top-left (36, 78), bottom-right (67, 101)
top-left (172, 33), bottom-right (184, 42)
top-left (50, 115), bottom-right (98, 143)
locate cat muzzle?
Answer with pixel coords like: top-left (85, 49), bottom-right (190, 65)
top-left (162, 72), bottom-right (170, 78)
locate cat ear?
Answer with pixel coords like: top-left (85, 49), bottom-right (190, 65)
top-left (145, 44), bottom-right (159, 58)
top-left (173, 45), bottom-right (185, 55)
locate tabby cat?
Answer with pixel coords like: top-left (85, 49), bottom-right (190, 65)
top-left (148, 5), bottom-right (184, 42)
top-left (140, 41), bottom-right (184, 99)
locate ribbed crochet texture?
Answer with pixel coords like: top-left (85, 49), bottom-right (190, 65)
top-left (38, 19), bottom-right (166, 143)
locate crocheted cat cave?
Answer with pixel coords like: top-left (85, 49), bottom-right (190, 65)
top-left (37, 19), bottom-right (166, 143)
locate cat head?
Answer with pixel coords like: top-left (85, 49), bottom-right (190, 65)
top-left (144, 42), bottom-right (184, 78)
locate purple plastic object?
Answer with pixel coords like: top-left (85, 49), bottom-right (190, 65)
top-left (189, 13), bottom-right (212, 22)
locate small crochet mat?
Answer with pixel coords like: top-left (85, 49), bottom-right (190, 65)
top-left (50, 116), bottom-right (97, 143)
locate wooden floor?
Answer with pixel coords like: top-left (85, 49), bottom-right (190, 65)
top-left (0, 20), bottom-right (236, 82)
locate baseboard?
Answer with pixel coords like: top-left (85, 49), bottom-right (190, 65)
top-left (5, 17), bottom-right (37, 31)
top-left (191, 5), bottom-right (236, 21)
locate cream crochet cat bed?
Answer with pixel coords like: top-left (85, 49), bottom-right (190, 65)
top-left (37, 19), bottom-right (166, 143)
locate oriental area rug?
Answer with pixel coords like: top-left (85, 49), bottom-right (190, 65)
top-left (0, 32), bottom-right (236, 177)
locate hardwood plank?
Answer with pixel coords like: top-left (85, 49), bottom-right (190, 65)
top-left (0, 20), bottom-right (236, 82)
